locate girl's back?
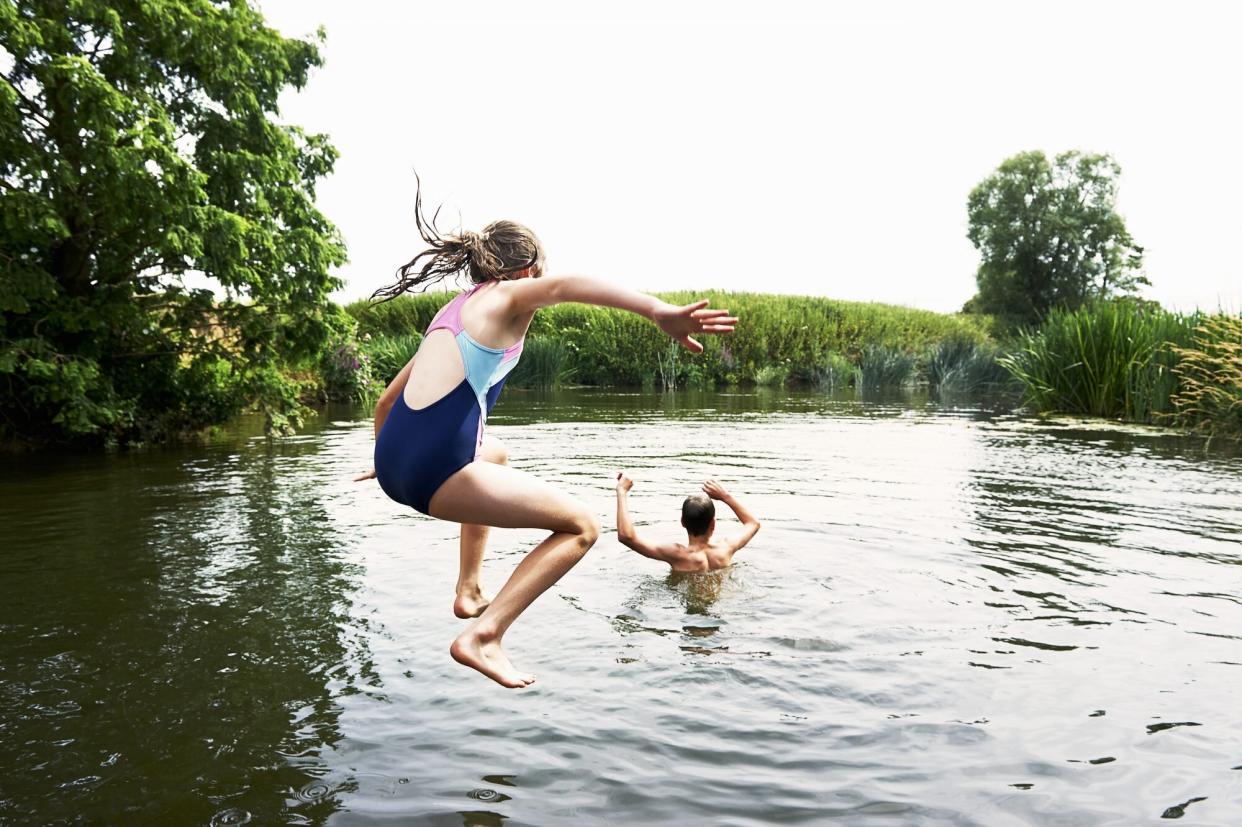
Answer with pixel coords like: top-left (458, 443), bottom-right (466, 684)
top-left (403, 280), bottom-right (530, 411)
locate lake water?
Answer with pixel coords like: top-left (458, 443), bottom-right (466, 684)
top-left (2, 389), bottom-right (1240, 825)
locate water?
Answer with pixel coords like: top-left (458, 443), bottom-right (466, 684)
top-left (1, 389), bottom-right (1240, 825)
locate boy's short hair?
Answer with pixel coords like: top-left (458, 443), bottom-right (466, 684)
top-left (681, 494), bottom-right (715, 536)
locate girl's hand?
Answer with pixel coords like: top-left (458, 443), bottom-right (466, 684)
top-left (616, 471), bottom-right (634, 493)
top-left (653, 300), bottom-right (738, 353)
top-left (354, 469), bottom-right (377, 482)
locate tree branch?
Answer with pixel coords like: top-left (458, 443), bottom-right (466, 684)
top-left (0, 71), bottom-right (52, 128)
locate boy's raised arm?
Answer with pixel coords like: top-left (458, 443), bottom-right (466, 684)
top-left (702, 479), bottom-right (761, 553)
top-left (615, 472), bottom-right (679, 562)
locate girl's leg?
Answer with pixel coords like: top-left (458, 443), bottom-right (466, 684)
top-left (453, 436), bottom-right (509, 619)
top-left (428, 461), bottom-right (601, 688)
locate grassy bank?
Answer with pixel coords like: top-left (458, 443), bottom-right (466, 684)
top-left (344, 290), bottom-right (997, 390)
top-left (318, 290), bottom-right (1240, 439)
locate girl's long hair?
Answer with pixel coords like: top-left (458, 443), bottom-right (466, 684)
top-left (371, 175), bottom-right (544, 303)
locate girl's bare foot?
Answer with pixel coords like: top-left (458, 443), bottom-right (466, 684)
top-left (453, 588), bottom-right (492, 619)
top-left (450, 627), bottom-right (536, 689)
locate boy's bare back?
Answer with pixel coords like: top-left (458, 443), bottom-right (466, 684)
top-left (615, 473), bottom-right (761, 572)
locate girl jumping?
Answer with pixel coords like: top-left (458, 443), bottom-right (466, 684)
top-left (358, 185), bottom-right (737, 688)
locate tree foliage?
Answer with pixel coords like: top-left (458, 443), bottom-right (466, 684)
top-left (0, 0), bottom-right (347, 446)
top-left (964, 150), bottom-right (1146, 326)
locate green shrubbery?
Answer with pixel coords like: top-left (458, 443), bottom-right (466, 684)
top-left (320, 336), bottom-right (375, 402)
top-left (344, 290), bottom-right (992, 390)
top-left (0, 1), bottom-right (346, 448)
top-left (998, 302), bottom-right (1197, 422)
top-left (336, 290), bottom-right (1241, 441)
top-left (995, 302), bottom-right (1242, 438)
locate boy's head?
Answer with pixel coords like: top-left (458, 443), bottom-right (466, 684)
top-left (681, 493), bottom-right (715, 538)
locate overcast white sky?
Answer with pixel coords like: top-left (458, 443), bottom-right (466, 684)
top-left (260, 0), bottom-right (1241, 313)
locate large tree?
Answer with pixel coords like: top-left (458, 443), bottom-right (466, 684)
top-left (0, 0), bottom-right (347, 446)
top-left (964, 150), bottom-right (1146, 326)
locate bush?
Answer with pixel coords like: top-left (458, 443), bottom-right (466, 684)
top-left (320, 336), bottom-right (375, 402)
top-left (754, 364), bottom-right (791, 387)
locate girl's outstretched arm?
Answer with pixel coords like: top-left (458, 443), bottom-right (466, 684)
top-left (505, 274), bottom-right (737, 352)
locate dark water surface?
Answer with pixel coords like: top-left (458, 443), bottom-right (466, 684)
top-left (2, 389), bottom-right (1240, 825)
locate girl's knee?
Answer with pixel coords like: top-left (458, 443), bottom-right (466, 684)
top-left (571, 512), bottom-right (601, 549)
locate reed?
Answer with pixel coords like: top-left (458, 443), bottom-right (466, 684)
top-left (507, 338), bottom-right (575, 389)
top-left (926, 337), bottom-right (1013, 393)
top-left (345, 290), bottom-right (991, 387)
top-left (754, 364), bottom-right (791, 387)
top-left (1169, 315), bottom-right (1242, 438)
top-left (362, 333), bottom-right (423, 384)
top-left (349, 293), bottom-right (446, 338)
top-left (856, 345), bottom-right (917, 389)
top-left (811, 351), bottom-right (855, 390)
top-left (998, 302), bottom-right (1198, 421)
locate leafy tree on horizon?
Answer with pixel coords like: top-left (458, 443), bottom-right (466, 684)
top-left (0, 0), bottom-right (347, 446)
top-left (964, 150), bottom-right (1147, 326)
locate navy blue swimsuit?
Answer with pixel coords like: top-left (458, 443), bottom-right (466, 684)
top-left (374, 282), bottom-right (524, 514)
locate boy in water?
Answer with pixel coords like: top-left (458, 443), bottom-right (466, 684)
top-left (614, 473), bottom-right (761, 571)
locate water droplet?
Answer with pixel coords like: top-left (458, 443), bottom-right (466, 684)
top-left (294, 781), bottom-right (333, 803)
top-left (210, 808), bottom-right (251, 826)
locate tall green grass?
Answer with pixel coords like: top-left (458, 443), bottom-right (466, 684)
top-left (345, 290), bottom-right (992, 387)
top-left (508, 338), bottom-right (575, 389)
top-left (362, 333), bottom-right (422, 383)
top-left (998, 302), bottom-right (1198, 421)
top-left (811, 352), bottom-right (854, 390)
top-left (855, 345), bottom-right (917, 389)
top-left (925, 337), bottom-right (1013, 393)
top-left (754, 364), bottom-right (791, 387)
top-left (1170, 314), bottom-right (1242, 438)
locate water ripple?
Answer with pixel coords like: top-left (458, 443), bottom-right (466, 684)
top-left (3, 392), bottom-right (1240, 825)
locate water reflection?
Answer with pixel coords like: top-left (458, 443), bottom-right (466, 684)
top-left (490, 386), bottom-right (944, 426)
top-left (0, 417), bottom-right (368, 825)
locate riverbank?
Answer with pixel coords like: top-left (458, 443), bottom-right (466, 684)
top-left (322, 292), bottom-right (1239, 439)
top-left (338, 290), bottom-right (1003, 392)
